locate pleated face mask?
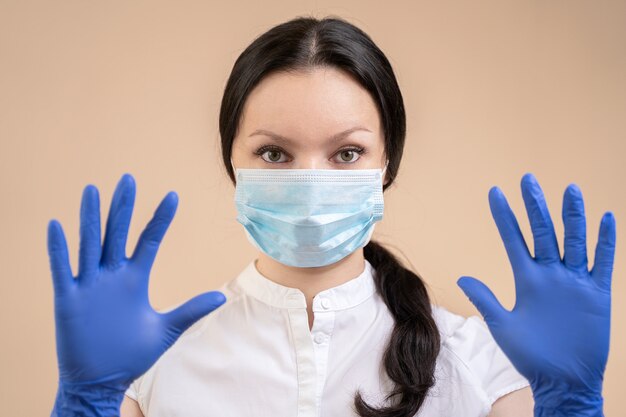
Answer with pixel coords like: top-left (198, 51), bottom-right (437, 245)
top-left (233, 164), bottom-right (387, 268)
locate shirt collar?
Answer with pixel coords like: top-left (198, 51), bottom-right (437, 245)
top-left (235, 258), bottom-right (377, 311)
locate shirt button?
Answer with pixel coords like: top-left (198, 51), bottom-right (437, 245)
top-left (320, 298), bottom-right (330, 310)
top-left (313, 333), bottom-right (326, 344)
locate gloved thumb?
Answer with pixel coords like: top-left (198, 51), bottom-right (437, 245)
top-left (163, 291), bottom-right (227, 334)
top-left (457, 276), bottom-right (507, 324)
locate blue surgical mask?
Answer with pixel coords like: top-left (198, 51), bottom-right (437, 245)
top-left (232, 163), bottom-right (387, 268)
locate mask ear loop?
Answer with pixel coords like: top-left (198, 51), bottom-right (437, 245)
top-left (382, 160), bottom-right (389, 176)
top-left (380, 159), bottom-right (390, 189)
top-left (230, 157), bottom-right (240, 187)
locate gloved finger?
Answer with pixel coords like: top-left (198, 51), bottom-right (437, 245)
top-left (162, 291), bottom-right (227, 335)
top-left (520, 173), bottom-right (561, 264)
top-left (457, 276), bottom-right (507, 324)
top-left (47, 220), bottom-right (74, 295)
top-left (562, 184), bottom-right (588, 271)
top-left (488, 186), bottom-right (532, 271)
top-left (101, 174), bottom-right (136, 268)
top-left (131, 191), bottom-right (178, 271)
top-left (78, 185), bottom-right (102, 281)
top-left (591, 212), bottom-right (616, 291)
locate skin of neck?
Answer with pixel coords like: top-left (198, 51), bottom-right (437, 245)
top-left (254, 248), bottom-right (367, 329)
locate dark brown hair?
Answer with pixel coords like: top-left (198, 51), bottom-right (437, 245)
top-left (219, 15), bottom-right (440, 416)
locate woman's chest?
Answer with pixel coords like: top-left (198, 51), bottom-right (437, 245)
top-left (136, 301), bottom-right (485, 417)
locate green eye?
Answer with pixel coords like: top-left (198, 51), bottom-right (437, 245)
top-left (266, 150), bottom-right (282, 162)
top-left (340, 150), bottom-right (355, 162)
top-left (255, 146), bottom-right (287, 163)
top-left (335, 147), bottom-right (364, 163)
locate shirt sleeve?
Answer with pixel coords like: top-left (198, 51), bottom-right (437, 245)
top-left (441, 310), bottom-right (531, 405)
top-left (124, 376), bottom-right (141, 402)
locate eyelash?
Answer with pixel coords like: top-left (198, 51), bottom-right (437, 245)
top-left (254, 145), bottom-right (367, 164)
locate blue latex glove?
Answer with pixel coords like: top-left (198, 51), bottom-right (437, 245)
top-left (457, 173), bottom-right (616, 417)
top-left (47, 174), bottom-right (227, 416)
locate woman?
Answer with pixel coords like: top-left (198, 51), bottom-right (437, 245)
top-left (48, 16), bottom-right (615, 417)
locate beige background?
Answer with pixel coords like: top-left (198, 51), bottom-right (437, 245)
top-left (1, 1), bottom-right (624, 415)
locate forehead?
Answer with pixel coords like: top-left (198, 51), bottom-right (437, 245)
top-left (239, 66), bottom-right (381, 136)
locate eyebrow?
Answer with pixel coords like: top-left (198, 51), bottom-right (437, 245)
top-left (248, 126), bottom-right (372, 145)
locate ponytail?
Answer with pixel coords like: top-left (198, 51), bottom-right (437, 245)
top-left (355, 240), bottom-right (440, 416)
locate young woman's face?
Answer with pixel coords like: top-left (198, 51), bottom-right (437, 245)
top-left (231, 66), bottom-right (388, 181)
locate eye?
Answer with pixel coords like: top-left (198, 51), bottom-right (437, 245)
top-left (333, 147), bottom-right (365, 163)
top-left (255, 145), bottom-right (289, 163)
top-left (263, 149), bottom-right (283, 163)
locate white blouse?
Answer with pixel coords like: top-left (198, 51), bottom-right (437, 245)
top-left (125, 258), bottom-right (530, 416)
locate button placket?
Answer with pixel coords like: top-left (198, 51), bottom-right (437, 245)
top-left (310, 305), bottom-right (335, 414)
top-left (282, 290), bottom-right (316, 417)
top-left (287, 304), bottom-right (317, 417)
